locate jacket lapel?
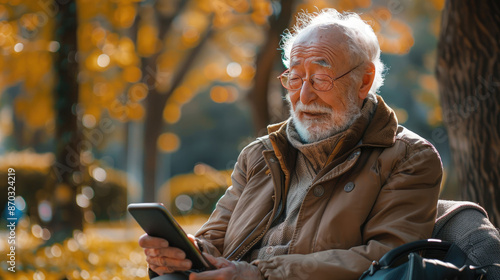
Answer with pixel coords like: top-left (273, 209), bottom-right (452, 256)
top-left (268, 95), bottom-right (398, 185)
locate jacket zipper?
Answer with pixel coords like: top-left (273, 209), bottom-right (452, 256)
top-left (228, 159), bottom-right (286, 261)
top-left (225, 211), bottom-right (271, 260)
top-left (235, 226), bottom-right (268, 260)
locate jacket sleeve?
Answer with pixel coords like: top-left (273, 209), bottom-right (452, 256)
top-left (195, 141), bottom-right (261, 257)
top-left (256, 144), bottom-right (443, 280)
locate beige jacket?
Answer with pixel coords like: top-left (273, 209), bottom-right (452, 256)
top-left (196, 96), bottom-right (442, 279)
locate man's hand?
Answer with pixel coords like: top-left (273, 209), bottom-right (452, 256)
top-left (139, 233), bottom-right (195, 275)
top-left (190, 253), bottom-right (263, 280)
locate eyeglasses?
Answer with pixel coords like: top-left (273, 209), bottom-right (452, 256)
top-left (277, 63), bottom-right (363, 92)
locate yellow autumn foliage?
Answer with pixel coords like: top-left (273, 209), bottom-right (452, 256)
top-left (159, 165), bottom-right (231, 200)
top-left (0, 0), bottom-right (445, 162)
top-left (170, 86), bottom-right (193, 105)
top-left (157, 132), bottom-right (180, 153)
top-left (163, 103), bottom-right (181, 124)
top-left (0, 220), bottom-right (150, 280)
top-left (127, 83), bottom-right (148, 102)
top-left (137, 23), bottom-right (160, 57)
top-left (113, 3), bottom-right (137, 29)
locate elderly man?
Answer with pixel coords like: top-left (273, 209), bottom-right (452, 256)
top-left (140, 9), bottom-right (442, 280)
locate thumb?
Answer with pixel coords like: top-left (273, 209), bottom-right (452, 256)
top-left (202, 252), bottom-right (231, 268)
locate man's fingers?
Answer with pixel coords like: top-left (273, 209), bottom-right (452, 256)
top-left (147, 256), bottom-right (192, 271)
top-left (202, 253), bottom-right (231, 268)
top-left (139, 234), bottom-right (169, 248)
top-left (190, 267), bottom-right (233, 280)
top-left (203, 253), bottom-right (232, 268)
top-left (150, 264), bottom-right (174, 275)
top-left (145, 247), bottom-right (186, 259)
top-left (202, 253), bottom-right (218, 265)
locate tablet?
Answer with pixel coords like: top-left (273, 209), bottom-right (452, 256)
top-left (127, 203), bottom-right (215, 271)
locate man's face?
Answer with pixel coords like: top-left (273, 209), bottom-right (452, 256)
top-left (286, 25), bottom-right (363, 143)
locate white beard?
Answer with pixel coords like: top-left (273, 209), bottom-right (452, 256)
top-left (287, 92), bottom-right (361, 143)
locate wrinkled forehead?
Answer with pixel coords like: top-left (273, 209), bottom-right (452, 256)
top-left (295, 24), bottom-right (348, 44)
top-left (290, 24), bottom-right (349, 66)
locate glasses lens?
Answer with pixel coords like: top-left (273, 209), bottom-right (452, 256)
top-left (281, 73), bottom-right (302, 90)
top-left (311, 74), bottom-right (333, 91)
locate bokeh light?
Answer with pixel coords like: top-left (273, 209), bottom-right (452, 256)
top-left (128, 83), bottom-right (148, 102)
top-left (14, 42), bottom-right (23, 52)
top-left (163, 103), bottom-right (181, 124)
top-left (76, 194), bottom-right (90, 208)
top-left (175, 194), bottom-right (194, 212)
top-left (15, 196), bottom-right (26, 211)
top-left (157, 132), bottom-right (180, 153)
top-left (226, 62), bottom-right (242, 78)
top-left (38, 201), bottom-right (52, 223)
top-left (48, 41), bottom-right (60, 52)
top-left (82, 186), bottom-right (95, 199)
top-left (82, 114), bottom-right (97, 128)
top-left (91, 167), bottom-right (107, 182)
top-left (97, 54), bottom-right (111, 67)
top-left (210, 85), bottom-right (238, 103)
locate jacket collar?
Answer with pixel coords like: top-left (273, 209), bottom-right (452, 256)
top-left (266, 95), bottom-right (398, 171)
top-left (362, 95), bottom-right (398, 147)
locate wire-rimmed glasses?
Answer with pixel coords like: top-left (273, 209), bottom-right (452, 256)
top-left (277, 63), bottom-right (363, 91)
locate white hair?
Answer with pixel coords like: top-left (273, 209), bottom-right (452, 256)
top-left (280, 9), bottom-right (386, 96)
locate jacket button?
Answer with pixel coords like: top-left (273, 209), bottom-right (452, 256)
top-left (313, 185), bottom-right (325, 197)
top-left (269, 158), bottom-right (276, 163)
top-left (344, 182), bottom-right (355, 192)
top-left (266, 247), bottom-right (274, 254)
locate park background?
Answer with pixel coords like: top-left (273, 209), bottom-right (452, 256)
top-left (0, 0), bottom-right (498, 279)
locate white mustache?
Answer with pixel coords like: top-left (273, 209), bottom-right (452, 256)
top-left (294, 102), bottom-right (333, 114)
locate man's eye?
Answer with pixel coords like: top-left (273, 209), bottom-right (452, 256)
top-left (313, 76), bottom-right (329, 83)
top-left (288, 77), bottom-right (301, 85)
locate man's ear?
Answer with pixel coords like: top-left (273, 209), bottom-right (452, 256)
top-left (358, 62), bottom-right (375, 100)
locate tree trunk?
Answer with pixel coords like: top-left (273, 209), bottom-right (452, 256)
top-left (248, 0), bottom-right (294, 136)
top-left (139, 1), bottom-right (185, 202)
top-left (436, 0), bottom-right (500, 226)
top-left (49, 0), bottom-right (83, 242)
top-left (142, 27), bottom-right (212, 202)
top-left (140, 1), bottom-right (212, 202)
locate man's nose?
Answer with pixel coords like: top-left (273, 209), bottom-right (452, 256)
top-left (299, 79), bottom-right (318, 105)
